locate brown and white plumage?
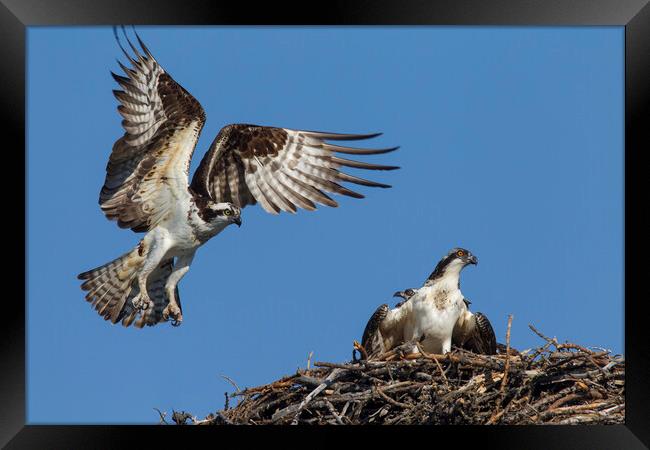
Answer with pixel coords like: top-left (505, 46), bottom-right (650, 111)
top-left (452, 305), bottom-right (497, 355)
top-left (360, 291), bottom-right (497, 359)
top-left (78, 28), bottom-right (399, 328)
top-left (100, 33), bottom-right (206, 233)
top-left (78, 242), bottom-right (183, 328)
top-left (360, 301), bottom-right (414, 359)
top-left (360, 304), bottom-right (389, 357)
top-left (359, 249), bottom-right (497, 359)
top-left (190, 126), bottom-right (397, 214)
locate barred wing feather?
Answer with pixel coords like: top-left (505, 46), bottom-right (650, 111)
top-left (190, 125), bottom-right (399, 214)
top-left (99, 29), bottom-right (206, 232)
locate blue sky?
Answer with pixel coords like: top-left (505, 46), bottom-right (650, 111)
top-left (27, 26), bottom-right (623, 423)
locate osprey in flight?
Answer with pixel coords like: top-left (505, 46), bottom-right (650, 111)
top-left (78, 29), bottom-right (399, 328)
top-left (360, 248), bottom-right (497, 358)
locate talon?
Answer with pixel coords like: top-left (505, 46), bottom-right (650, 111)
top-left (163, 303), bottom-right (182, 325)
top-left (131, 293), bottom-right (153, 312)
top-left (142, 298), bottom-right (154, 311)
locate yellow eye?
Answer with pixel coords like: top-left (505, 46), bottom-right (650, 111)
top-left (457, 250), bottom-right (465, 257)
top-left (224, 209), bottom-right (232, 216)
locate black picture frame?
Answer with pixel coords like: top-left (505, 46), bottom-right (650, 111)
top-left (5, 0), bottom-right (648, 447)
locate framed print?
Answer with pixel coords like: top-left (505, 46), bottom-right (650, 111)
top-left (5, 0), bottom-right (648, 447)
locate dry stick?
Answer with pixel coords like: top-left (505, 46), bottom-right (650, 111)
top-left (486, 408), bottom-right (505, 425)
top-left (489, 314), bottom-right (514, 425)
top-left (381, 380), bottom-right (419, 393)
top-left (557, 342), bottom-right (595, 354)
top-left (432, 356), bottom-right (450, 389)
top-left (307, 351), bottom-right (314, 370)
top-left (377, 339), bottom-right (419, 361)
top-left (153, 408), bottom-right (169, 425)
top-left (526, 339), bottom-right (554, 367)
top-left (324, 399), bottom-right (345, 425)
top-left (406, 351), bottom-right (508, 372)
top-left (539, 401), bottom-right (611, 420)
top-left (221, 374), bottom-right (241, 393)
top-left (291, 368), bottom-right (344, 424)
top-left (546, 351), bottom-right (603, 369)
top-left (601, 404), bottom-right (625, 415)
top-left (294, 375), bottom-right (325, 388)
top-left (557, 415), bottom-right (605, 425)
top-left (375, 386), bottom-right (411, 409)
top-left (500, 315), bottom-right (514, 394)
top-left (314, 361), bottom-right (364, 371)
top-left (529, 324), bottom-right (558, 349)
top-left (548, 393), bottom-right (586, 410)
top-left (235, 374), bottom-right (298, 396)
top-left (192, 414), bottom-right (233, 425)
top-left (416, 342), bottom-right (450, 389)
top-left (587, 355), bottom-right (609, 376)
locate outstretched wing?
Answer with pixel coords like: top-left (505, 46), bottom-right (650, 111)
top-left (472, 312), bottom-right (497, 355)
top-left (361, 304), bottom-right (389, 358)
top-left (190, 124), bottom-right (399, 214)
top-left (454, 310), bottom-right (497, 355)
top-left (99, 28), bottom-right (206, 232)
top-left (360, 298), bottom-right (413, 359)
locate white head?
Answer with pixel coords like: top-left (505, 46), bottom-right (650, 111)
top-left (424, 248), bottom-right (478, 287)
top-left (199, 202), bottom-right (242, 228)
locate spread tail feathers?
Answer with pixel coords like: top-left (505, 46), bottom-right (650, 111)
top-left (77, 243), bottom-right (177, 328)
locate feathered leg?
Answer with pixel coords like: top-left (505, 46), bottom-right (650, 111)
top-left (130, 231), bottom-right (172, 313)
top-left (441, 336), bottom-right (453, 354)
top-left (162, 252), bottom-right (194, 324)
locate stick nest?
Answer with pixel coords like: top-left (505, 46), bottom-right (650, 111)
top-left (166, 324), bottom-right (624, 425)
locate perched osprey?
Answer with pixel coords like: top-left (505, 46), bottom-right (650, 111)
top-left (77, 29), bottom-right (399, 328)
top-left (391, 289), bottom-right (497, 355)
top-left (360, 248), bottom-right (496, 358)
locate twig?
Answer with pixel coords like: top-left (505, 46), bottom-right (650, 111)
top-left (374, 386), bottom-right (412, 409)
top-left (294, 375), bottom-right (325, 388)
top-left (153, 408), bottom-right (169, 425)
top-left (324, 399), bottom-right (345, 424)
top-left (529, 324), bottom-right (558, 349)
top-left (500, 314), bottom-right (514, 394)
top-left (290, 368), bottom-right (344, 424)
top-left (557, 342), bottom-right (595, 354)
top-left (220, 374), bottom-right (241, 393)
top-left (489, 314), bottom-right (514, 424)
top-left (314, 361), bottom-right (364, 371)
top-left (416, 342), bottom-right (450, 389)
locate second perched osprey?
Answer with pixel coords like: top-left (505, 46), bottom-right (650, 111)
top-left (77, 29), bottom-right (399, 328)
top-left (360, 248), bottom-right (496, 358)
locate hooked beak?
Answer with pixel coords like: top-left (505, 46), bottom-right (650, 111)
top-left (234, 217), bottom-right (242, 227)
top-left (469, 255), bottom-right (478, 265)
